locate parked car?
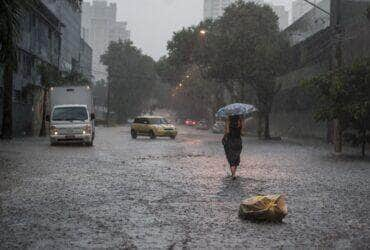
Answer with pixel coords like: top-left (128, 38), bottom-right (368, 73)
top-left (212, 120), bottom-right (225, 134)
top-left (185, 119), bottom-right (197, 126)
top-left (196, 120), bottom-right (209, 130)
top-left (131, 116), bottom-right (177, 139)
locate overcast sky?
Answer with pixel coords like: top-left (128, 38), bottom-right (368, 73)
top-left (97, 0), bottom-right (292, 60)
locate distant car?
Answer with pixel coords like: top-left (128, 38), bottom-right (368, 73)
top-left (131, 116), bottom-right (177, 139)
top-left (196, 120), bottom-right (209, 130)
top-left (185, 119), bottom-right (197, 126)
top-left (212, 121), bottom-right (225, 134)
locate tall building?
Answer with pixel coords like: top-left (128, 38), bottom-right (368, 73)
top-left (204, 0), bottom-right (289, 30)
top-left (204, 0), bottom-right (234, 20)
top-left (292, 0), bottom-right (314, 22)
top-left (270, 5), bottom-right (289, 30)
top-left (82, 1), bottom-right (130, 81)
top-left (204, 0), bottom-right (266, 20)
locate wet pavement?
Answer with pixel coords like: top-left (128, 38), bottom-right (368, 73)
top-left (0, 126), bottom-right (369, 249)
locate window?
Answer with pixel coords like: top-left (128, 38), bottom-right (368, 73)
top-left (52, 106), bottom-right (88, 121)
top-left (14, 90), bottom-right (21, 103)
top-left (149, 118), bottom-right (169, 125)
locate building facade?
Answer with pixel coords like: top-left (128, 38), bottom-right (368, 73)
top-left (285, 0), bottom-right (330, 46)
top-left (81, 1), bottom-right (130, 81)
top-left (292, 0), bottom-right (314, 22)
top-left (271, 0), bottom-right (370, 140)
top-left (42, 0), bottom-right (92, 79)
top-left (0, 0), bottom-right (93, 137)
top-left (0, 2), bottom-right (62, 136)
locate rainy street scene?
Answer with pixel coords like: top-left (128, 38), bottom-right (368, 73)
top-left (1, 0), bottom-right (370, 249)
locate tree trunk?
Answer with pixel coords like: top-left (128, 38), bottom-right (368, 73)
top-left (39, 89), bottom-right (48, 137)
top-left (333, 119), bottom-right (342, 154)
top-left (264, 112), bottom-right (271, 140)
top-left (1, 62), bottom-right (13, 139)
top-left (106, 81), bottom-right (111, 127)
top-left (361, 130), bottom-right (366, 158)
top-left (257, 112), bottom-right (263, 139)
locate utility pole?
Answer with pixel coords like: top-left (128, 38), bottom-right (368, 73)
top-left (106, 81), bottom-right (111, 127)
top-left (331, 0), bottom-right (343, 154)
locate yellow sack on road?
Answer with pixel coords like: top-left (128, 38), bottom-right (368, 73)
top-left (239, 195), bottom-right (288, 222)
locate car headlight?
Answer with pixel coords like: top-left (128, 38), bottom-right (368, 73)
top-left (50, 126), bottom-right (59, 135)
top-left (83, 125), bottom-right (92, 134)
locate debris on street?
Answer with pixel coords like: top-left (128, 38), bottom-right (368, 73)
top-left (239, 195), bottom-right (288, 222)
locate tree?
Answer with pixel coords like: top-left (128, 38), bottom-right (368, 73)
top-left (305, 58), bottom-right (370, 157)
top-left (101, 40), bottom-right (158, 123)
top-left (167, 19), bottom-right (215, 78)
top-left (92, 80), bottom-right (107, 108)
top-left (166, 20), bottom-right (225, 121)
top-left (195, 1), bottom-right (290, 139)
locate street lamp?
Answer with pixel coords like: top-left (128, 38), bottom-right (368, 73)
top-left (200, 29), bottom-right (206, 36)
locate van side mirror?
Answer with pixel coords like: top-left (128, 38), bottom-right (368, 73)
top-left (91, 113), bottom-right (95, 120)
top-left (46, 115), bottom-right (50, 122)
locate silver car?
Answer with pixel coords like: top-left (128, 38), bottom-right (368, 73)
top-left (212, 121), bottom-right (225, 134)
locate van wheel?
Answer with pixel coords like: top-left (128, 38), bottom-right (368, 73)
top-left (170, 135), bottom-right (176, 140)
top-left (150, 130), bottom-right (156, 139)
top-left (131, 129), bottom-right (137, 139)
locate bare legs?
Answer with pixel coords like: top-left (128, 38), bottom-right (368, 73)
top-left (230, 166), bottom-right (237, 179)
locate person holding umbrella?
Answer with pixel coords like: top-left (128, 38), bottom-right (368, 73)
top-left (216, 103), bottom-right (257, 180)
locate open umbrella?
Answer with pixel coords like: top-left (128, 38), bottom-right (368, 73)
top-left (215, 103), bottom-right (257, 118)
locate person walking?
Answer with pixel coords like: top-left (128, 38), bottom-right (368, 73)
top-left (222, 115), bottom-right (243, 180)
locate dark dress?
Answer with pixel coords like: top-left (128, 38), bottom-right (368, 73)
top-left (223, 117), bottom-right (243, 167)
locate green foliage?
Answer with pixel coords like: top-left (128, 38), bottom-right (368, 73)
top-left (155, 56), bottom-right (180, 86)
top-left (92, 80), bottom-right (107, 107)
top-left (170, 66), bottom-right (223, 120)
top-left (101, 40), bottom-right (158, 123)
top-left (38, 63), bottom-right (90, 88)
top-left (167, 19), bottom-right (214, 71)
top-left (166, 1), bottom-right (289, 138)
top-left (305, 58), bottom-right (370, 156)
top-left (199, 1), bottom-right (289, 102)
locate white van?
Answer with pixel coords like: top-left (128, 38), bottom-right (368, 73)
top-left (47, 86), bottom-right (95, 146)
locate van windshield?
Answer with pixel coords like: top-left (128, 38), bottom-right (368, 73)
top-left (52, 107), bottom-right (88, 121)
top-left (149, 118), bottom-right (169, 125)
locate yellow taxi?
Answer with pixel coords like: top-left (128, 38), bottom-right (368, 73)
top-left (131, 116), bottom-right (177, 139)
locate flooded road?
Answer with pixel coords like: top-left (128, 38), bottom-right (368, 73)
top-left (0, 126), bottom-right (369, 249)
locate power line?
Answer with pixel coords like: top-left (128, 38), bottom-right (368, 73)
top-left (301, 0), bottom-right (331, 17)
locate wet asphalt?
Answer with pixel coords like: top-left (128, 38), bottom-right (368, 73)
top-left (0, 126), bottom-right (369, 249)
